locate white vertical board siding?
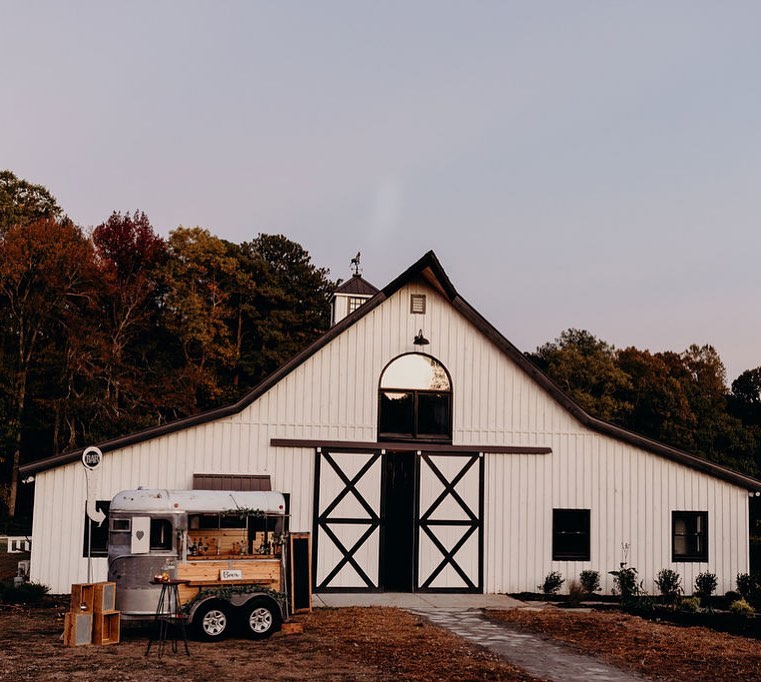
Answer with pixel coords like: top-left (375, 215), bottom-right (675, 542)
top-left (484, 441), bottom-right (749, 595)
top-left (31, 440), bottom-right (317, 592)
top-left (31, 278), bottom-right (753, 593)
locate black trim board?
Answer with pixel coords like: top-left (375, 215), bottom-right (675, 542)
top-left (20, 250), bottom-right (761, 493)
top-left (271, 439), bottom-right (551, 455)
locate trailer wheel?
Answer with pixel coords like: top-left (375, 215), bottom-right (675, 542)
top-left (193, 600), bottom-right (231, 641)
top-left (241, 597), bottom-right (281, 639)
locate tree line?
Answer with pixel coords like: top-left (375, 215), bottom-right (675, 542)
top-left (527, 329), bottom-right (761, 478)
top-left (0, 171), bottom-right (335, 517)
top-left (3, 170), bottom-right (761, 520)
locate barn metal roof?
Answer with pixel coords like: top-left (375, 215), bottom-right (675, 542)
top-left (332, 274), bottom-right (379, 296)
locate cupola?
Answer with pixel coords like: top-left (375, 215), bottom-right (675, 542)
top-left (329, 252), bottom-right (379, 325)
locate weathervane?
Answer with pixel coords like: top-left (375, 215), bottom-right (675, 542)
top-left (350, 251), bottom-right (361, 276)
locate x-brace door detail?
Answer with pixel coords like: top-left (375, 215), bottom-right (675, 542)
top-left (416, 452), bottom-right (483, 592)
top-left (314, 450), bottom-right (382, 590)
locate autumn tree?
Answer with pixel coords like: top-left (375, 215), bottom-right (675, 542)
top-left (530, 331), bottom-right (758, 475)
top-left (90, 211), bottom-right (170, 431)
top-left (616, 347), bottom-right (695, 448)
top-left (527, 329), bottom-right (632, 423)
top-left (162, 226), bottom-right (241, 409)
top-left (0, 218), bottom-right (96, 515)
top-left (230, 234), bottom-right (335, 390)
top-left (0, 170), bottom-right (61, 233)
top-left (730, 368), bottom-right (761, 426)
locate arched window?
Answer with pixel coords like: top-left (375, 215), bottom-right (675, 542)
top-left (378, 353), bottom-right (452, 441)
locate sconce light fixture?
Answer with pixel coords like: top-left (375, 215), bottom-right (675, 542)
top-left (413, 329), bottom-right (430, 346)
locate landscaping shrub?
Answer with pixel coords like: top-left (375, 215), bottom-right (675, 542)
top-left (538, 571), bottom-right (564, 595)
top-left (579, 570), bottom-right (600, 595)
top-left (610, 566), bottom-right (640, 602)
top-left (655, 568), bottom-right (682, 606)
top-left (0, 580), bottom-right (50, 605)
top-left (729, 598), bottom-right (755, 618)
top-left (695, 571), bottom-right (718, 596)
top-left (735, 573), bottom-right (761, 608)
top-left (736, 573), bottom-right (754, 599)
top-left (680, 596), bottom-right (701, 613)
top-left (725, 590), bottom-right (741, 604)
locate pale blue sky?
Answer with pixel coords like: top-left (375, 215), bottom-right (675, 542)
top-left (2, 2), bottom-right (760, 380)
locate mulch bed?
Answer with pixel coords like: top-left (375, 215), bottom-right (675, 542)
top-left (487, 607), bottom-right (761, 681)
top-left (0, 604), bottom-right (536, 681)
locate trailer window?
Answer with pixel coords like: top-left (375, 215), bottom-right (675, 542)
top-left (110, 518), bottom-right (130, 532)
top-left (190, 514), bottom-right (220, 530)
top-left (220, 514), bottom-right (246, 529)
top-left (150, 519), bottom-right (173, 550)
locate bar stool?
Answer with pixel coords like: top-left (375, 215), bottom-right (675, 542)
top-left (145, 579), bottom-right (191, 657)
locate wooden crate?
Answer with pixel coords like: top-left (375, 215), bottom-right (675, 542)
top-left (93, 582), bottom-right (116, 613)
top-left (93, 611), bottom-right (120, 645)
top-left (63, 611), bottom-right (93, 646)
top-left (70, 583), bottom-right (95, 613)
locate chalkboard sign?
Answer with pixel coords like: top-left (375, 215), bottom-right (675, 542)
top-left (289, 532), bottom-right (312, 613)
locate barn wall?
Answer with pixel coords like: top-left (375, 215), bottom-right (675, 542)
top-left (31, 279), bottom-right (751, 594)
top-left (484, 442), bottom-right (749, 595)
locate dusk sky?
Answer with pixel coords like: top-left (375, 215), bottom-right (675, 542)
top-left (2, 2), bottom-right (760, 380)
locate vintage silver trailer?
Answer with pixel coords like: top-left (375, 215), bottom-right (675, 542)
top-left (107, 487), bottom-right (288, 640)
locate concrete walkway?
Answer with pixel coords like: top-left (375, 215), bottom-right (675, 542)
top-left (313, 594), bottom-right (643, 682)
top-left (313, 592), bottom-right (524, 609)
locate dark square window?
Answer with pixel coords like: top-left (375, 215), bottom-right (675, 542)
top-left (150, 518), bottom-right (174, 550)
top-left (417, 392), bottom-right (451, 437)
top-left (82, 501), bottom-right (110, 557)
top-left (552, 509), bottom-right (590, 561)
top-left (672, 511), bottom-right (708, 562)
top-left (379, 391), bottom-right (415, 436)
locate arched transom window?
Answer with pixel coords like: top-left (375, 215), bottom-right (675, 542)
top-left (378, 354), bottom-right (452, 441)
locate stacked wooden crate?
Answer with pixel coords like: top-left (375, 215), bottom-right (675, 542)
top-left (64, 582), bottom-right (120, 646)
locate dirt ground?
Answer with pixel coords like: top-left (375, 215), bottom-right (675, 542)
top-left (0, 604), bottom-right (535, 681)
top-left (488, 608), bottom-right (761, 682)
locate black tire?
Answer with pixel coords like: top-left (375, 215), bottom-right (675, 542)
top-left (240, 597), bottom-right (281, 640)
top-left (192, 600), bottom-right (231, 641)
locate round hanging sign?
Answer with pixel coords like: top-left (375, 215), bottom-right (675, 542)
top-left (82, 446), bottom-right (103, 471)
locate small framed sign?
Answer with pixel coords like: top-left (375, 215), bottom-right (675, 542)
top-left (82, 446), bottom-right (103, 471)
top-left (220, 569), bottom-right (243, 581)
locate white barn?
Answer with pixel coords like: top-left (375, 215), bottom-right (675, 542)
top-left (21, 251), bottom-right (761, 595)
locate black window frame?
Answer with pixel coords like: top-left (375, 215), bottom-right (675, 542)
top-left (378, 389), bottom-right (452, 442)
top-left (552, 508), bottom-right (591, 561)
top-left (672, 511), bottom-right (708, 562)
top-left (82, 500), bottom-right (111, 558)
top-left (378, 353), bottom-right (453, 443)
top-left (149, 518), bottom-right (174, 551)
